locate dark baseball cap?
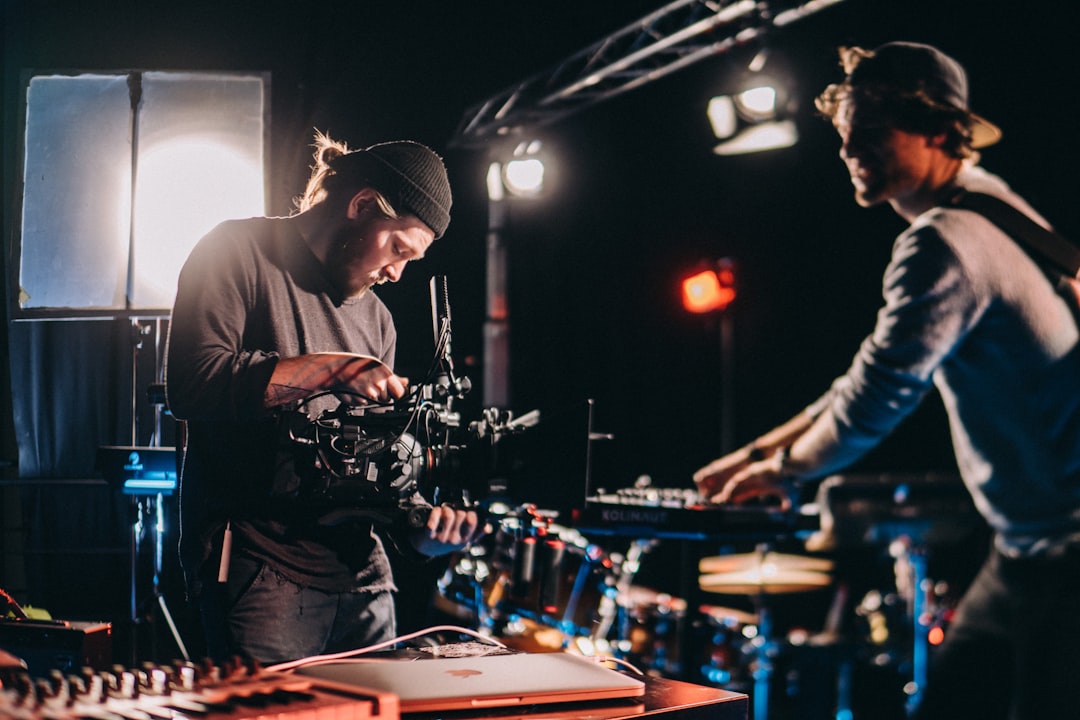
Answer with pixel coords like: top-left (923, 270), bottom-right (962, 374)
top-left (848, 41), bottom-right (1001, 148)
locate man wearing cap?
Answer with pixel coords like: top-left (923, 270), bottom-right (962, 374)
top-left (165, 132), bottom-right (484, 664)
top-left (694, 42), bottom-right (1080, 717)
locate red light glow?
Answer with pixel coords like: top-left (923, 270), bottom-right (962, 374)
top-left (682, 269), bottom-right (736, 313)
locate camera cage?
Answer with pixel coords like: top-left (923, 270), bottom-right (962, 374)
top-left (279, 276), bottom-right (537, 522)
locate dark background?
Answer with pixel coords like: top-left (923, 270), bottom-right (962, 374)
top-left (1, 0), bottom-right (1075, 681)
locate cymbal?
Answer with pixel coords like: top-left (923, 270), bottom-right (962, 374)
top-left (699, 551), bottom-right (834, 575)
top-left (699, 604), bottom-right (759, 627)
top-left (699, 569), bottom-right (832, 595)
top-left (619, 586), bottom-right (688, 612)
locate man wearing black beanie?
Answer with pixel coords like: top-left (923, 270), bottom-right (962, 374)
top-left (165, 131), bottom-right (484, 664)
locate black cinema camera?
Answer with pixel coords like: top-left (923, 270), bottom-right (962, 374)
top-left (279, 276), bottom-right (537, 524)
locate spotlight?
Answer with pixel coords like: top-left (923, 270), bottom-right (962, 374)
top-left (707, 95), bottom-right (738, 140)
top-left (682, 260), bottom-right (736, 314)
top-left (682, 258), bottom-right (739, 452)
top-left (733, 85), bottom-right (778, 121)
top-left (713, 120), bottom-right (797, 156)
top-left (501, 140), bottom-right (546, 197)
top-left (18, 71), bottom-right (266, 313)
top-left (483, 139), bottom-right (549, 408)
top-left (707, 49), bottom-right (798, 156)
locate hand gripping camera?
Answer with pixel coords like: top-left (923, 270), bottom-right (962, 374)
top-left (280, 276), bottom-right (538, 524)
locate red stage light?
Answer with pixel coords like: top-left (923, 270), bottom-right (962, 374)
top-left (682, 268), bottom-right (736, 313)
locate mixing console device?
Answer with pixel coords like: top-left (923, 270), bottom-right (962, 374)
top-left (575, 487), bottom-right (818, 540)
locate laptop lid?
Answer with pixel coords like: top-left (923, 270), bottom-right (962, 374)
top-left (294, 652), bottom-right (645, 712)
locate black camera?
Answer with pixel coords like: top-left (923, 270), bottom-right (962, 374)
top-left (279, 276), bottom-right (537, 521)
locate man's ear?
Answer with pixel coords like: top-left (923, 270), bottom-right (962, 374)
top-left (926, 132), bottom-right (949, 150)
top-left (346, 188), bottom-right (378, 219)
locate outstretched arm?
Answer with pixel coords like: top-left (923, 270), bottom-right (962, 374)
top-left (693, 409), bottom-right (817, 506)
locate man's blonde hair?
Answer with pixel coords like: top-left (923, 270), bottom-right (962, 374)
top-left (295, 131), bottom-right (401, 216)
top-left (814, 46), bottom-right (978, 160)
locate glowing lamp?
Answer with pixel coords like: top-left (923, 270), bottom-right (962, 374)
top-left (496, 140), bottom-right (547, 198)
top-left (682, 266), bottom-right (736, 313)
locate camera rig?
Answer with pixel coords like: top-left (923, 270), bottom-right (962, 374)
top-left (279, 276), bottom-right (538, 525)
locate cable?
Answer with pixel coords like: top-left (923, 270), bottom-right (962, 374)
top-left (580, 654), bottom-right (645, 675)
top-left (265, 624), bottom-right (508, 673)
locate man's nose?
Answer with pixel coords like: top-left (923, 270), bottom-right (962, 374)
top-left (838, 131), bottom-right (854, 160)
top-left (383, 260), bottom-right (408, 282)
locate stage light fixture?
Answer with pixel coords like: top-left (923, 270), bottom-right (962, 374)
top-left (713, 119), bottom-right (798, 156)
top-left (486, 162), bottom-right (506, 202)
top-left (707, 49), bottom-right (798, 156)
top-left (501, 140), bottom-right (546, 197)
top-left (503, 157), bottom-right (545, 195)
top-left (682, 258), bottom-right (739, 453)
top-left (134, 137), bottom-right (263, 305)
top-left (17, 71), bottom-right (267, 315)
top-left (733, 85), bottom-right (778, 121)
top-left (682, 260), bottom-right (736, 314)
top-left (483, 139), bottom-right (548, 408)
top-left (707, 95), bottom-right (738, 139)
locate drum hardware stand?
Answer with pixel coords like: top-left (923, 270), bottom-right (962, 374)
top-left (701, 542), bottom-right (807, 720)
top-left (558, 544), bottom-right (593, 637)
top-left (890, 536), bottom-right (930, 717)
top-left (746, 597), bottom-right (776, 720)
top-left (822, 581), bottom-right (854, 720)
top-left (469, 547), bottom-right (497, 635)
top-left (593, 539), bottom-right (652, 654)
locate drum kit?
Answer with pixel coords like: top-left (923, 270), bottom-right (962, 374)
top-left (435, 506), bottom-right (836, 689)
top-left (435, 506), bottom-right (690, 674)
top-left (697, 547), bottom-right (837, 720)
top-left (434, 475), bottom-right (981, 720)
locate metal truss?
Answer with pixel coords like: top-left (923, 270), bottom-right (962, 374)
top-left (449, 0), bottom-right (847, 149)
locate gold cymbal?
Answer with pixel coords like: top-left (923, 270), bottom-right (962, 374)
top-left (698, 551), bottom-right (834, 575)
top-left (699, 569), bottom-right (832, 595)
top-left (699, 604), bottom-right (759, 627)
top-left (619, 586), bottom-right (688, 612)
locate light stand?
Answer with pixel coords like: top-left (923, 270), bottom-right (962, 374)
top-left (748, 599), bottom-right (775, 720)
top-left (483, 145), bottom-right (546, 409)
top-left (680, 259), bottom-right (737, 452)
top-left (126, 317), bottom-right (189, 664)
top-left (718, 309), bottom-right (736, 454)
top-left (484, 188), bottom-right (510, 409)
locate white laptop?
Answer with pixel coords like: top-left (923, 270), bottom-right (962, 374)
top-left (294, 651), bottom-right (646, 712)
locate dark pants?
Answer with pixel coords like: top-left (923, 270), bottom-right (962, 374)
top-left (913, 544), bottom-right (1080, 720)
top-left (200, 552), bottom-right (397, 665)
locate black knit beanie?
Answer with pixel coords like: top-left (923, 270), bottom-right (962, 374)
top-left (332, 140), bottom-right (453, 238)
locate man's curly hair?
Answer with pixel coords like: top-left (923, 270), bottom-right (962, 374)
top-left (814, 46), bottom-right (979, 160)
